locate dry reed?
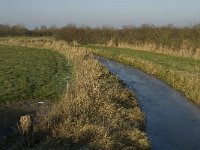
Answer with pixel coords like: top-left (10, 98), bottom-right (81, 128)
top-left (107, 41), bottom-right (200, 59)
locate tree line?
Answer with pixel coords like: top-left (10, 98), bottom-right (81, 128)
top-left (0, 24), bottom-right (55, 37)
top-left (1, 23), bottom-right (200, 50)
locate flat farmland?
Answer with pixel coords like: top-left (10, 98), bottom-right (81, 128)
top-left (0, 45), bottom-right (71, 102)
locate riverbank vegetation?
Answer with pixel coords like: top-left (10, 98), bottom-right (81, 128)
top-left (1, 23), bottom-right (199, 148)
top-left (87, 45), bottom-right (200, 107)
top-left (0, 38), bottom-right (149, 149)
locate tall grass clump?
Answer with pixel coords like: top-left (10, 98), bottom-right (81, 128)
top-left (0, 37), bottom-right (150, 150)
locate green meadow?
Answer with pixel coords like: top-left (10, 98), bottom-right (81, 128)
top-left (0, 45), bottom-right (71, 102)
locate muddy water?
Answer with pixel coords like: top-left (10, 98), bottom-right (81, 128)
top-left (97, 57), bottom-right (200, 150)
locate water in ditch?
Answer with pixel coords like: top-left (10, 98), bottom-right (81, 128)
top-left (97, 56), bottom-right (200, 150)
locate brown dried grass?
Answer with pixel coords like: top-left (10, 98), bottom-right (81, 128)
top-left (0, 37), bottom-right (150, 150)
top-left (113, 42), bottom-right (200, 59)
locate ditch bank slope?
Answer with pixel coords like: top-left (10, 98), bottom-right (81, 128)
top-left (0, 38), bottom-right (149, 150)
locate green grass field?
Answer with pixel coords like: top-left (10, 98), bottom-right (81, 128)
top-left (0, 45), bottom-right (71, 102)
top-left (86, 45), bottom-right (200, 74)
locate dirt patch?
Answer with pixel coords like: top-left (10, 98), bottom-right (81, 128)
top-left (0, 100), bottom-right (51, 148)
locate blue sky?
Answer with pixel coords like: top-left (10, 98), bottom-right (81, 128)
top-left (0, 0), bottom-right (199, 28)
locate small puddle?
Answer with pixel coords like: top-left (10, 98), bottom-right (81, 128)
top-left (97, 56), bottom-right (200, 150)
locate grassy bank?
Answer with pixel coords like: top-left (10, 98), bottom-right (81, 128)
top-left (0, 38), bottom-right (150, 149)
top-left (117, 43), bottom-right (200, 59)
top-left (0, 45), bottom-right (71, 102)
top-left (86, 45), bottom-right (200, 106)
